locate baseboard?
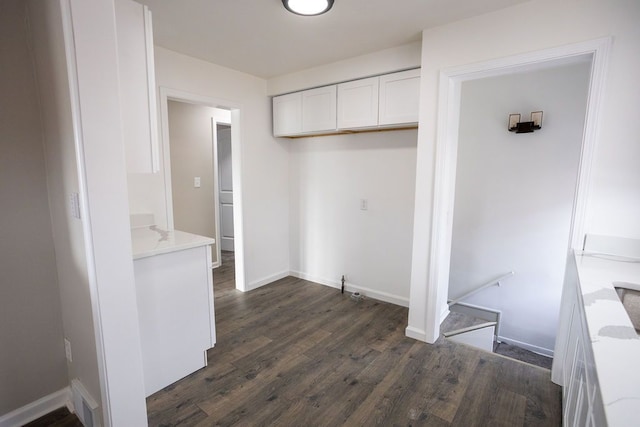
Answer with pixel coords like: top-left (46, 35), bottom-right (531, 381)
top-left (245, 270), bottom-right (290, 292)
top-left (405, 325), bottom-right (427, 342)
top-left (290, 271), bottom-right (409, 307)
top-left (71, 379), bottom-right (99, 427)
top-left (498, 335), bottom-right (554, 358)
top-left (0, 387), bottom-right (72, 427)
top-left (439, 307), bottom-right (451, 324)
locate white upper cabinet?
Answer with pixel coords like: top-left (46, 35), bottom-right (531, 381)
top-left (272, 68), bottom-right (420, 137)
top-left (378, 68), bottom-right (421, 126)
top-left (301, 85), bottom-right (337, 133)
top-left (337, 77), bottom-right (379, 129)
top-left (115, 0), bottom-right (159, 173)
top-left (273, 92), bottom-right (302, 137)
top-left (273, 86), bottom-right (336, 136)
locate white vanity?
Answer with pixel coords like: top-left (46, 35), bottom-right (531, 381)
top-left (131, 225), bottom-right (216, 396)
top-left (117, 0), bottom-right (217, 398)
top-left (552, 236), bottom-right (640, 426)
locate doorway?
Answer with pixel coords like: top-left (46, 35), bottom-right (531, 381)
top-left (215, 122), bottom-right (235, 253)
top-left (160, 87), bottom-right (246, 291)
top-left (419, 37), bottom-right (611, 344)
top-left (448, 60), bottom-right (591, 355)
top-left (166, 100), bottom-right (229, 267)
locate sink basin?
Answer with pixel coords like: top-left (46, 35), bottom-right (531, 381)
top-left (614, 282), bottom-right (640, 333)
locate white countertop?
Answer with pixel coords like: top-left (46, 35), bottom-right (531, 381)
top-left (574, 251), bottom-right (640, 425)
top-left (131, 226), bottom-right (215, 260)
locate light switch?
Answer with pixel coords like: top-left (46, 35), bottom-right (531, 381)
top-left (194, 177), bottom-right (201, 188)
top-left (360, 199), bottom-right (368, 210)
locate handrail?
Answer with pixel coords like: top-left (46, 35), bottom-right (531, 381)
top-left (448, 271), bottom-right (514, 307)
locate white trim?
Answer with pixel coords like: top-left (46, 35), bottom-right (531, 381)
top-left (245, 270), bottom-right (291, 292)
top-left (290, 271), bottom-right (410, 307)
top-left (497, 335), bottom-right (555, 358)
top-left (205, 245), bottom-right (216, 347)
top-left (0, 387), bottom-right (72, 427)
top-left (439, 306), bottom-right (451, 325)
top-left (424, 37), bottom-right (612, 344)
top-left (404, 326), bottom-right (426, 341)
top-left (60, 1), bottom-right (112, 423)
top-left (210, 118), bottom-right (222, 269)
top-left (159, 87), bottom-right (246, 292)
top-left (229, 109), bottom-right (245, 290)
top-left (142, 5), bottom-right (159, 172)
top-left (71, 379), bottom-right (99, 427)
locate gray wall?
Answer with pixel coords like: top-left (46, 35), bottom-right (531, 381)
top-left (0, 0), bottom-right (67, 414)
top-left (28, 0), bottom-right (103, 413)
top-left (449, 61), bottom-right (591, 353)
top-left (168, 100), bottom-right (220, 262)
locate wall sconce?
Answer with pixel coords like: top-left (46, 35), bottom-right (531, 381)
top-left (508, 111), bottom-right (543, 133)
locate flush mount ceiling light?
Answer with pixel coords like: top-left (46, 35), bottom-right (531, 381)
top-left (282, 0), bottom-right (334, 16)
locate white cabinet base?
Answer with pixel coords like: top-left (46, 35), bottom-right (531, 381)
top-left (134, 245), bottom-right (216, 396)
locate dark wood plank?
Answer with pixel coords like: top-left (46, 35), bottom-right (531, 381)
top-left (23, 407), bottom-right (83, 427)
top-left (144, 252), bottom-right (561, 427)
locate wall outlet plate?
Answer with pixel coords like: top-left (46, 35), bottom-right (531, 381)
top-left (64, 338), bottom-right (73, 362)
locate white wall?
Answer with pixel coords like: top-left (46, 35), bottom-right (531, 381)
top-left (267, 41), bottom-right (421, 95)
top-left (0, 0), bottom-right (68, 415)
top-left (63, 0), bottom-right (148, 423)
top-left (128, 46), bottom-right (290, 289)
top-left (289, 130), bottom-right (417, 305)
top-left (408, 0), bottom-right (640, 342)
top-left (27, 0), bottom-right (104, 417)
top-left (450, 62), bottom-right (590, 354)
top-left (268, 43), bottom-right (422, 305)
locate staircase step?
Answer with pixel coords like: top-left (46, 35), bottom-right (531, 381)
top-left (440, 311), bottom-right (488, 334)
top-left (443, 321), bottom-right (497, 338)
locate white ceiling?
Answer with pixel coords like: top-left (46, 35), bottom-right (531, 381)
top-left (136, 0), bottom-right (529, 78)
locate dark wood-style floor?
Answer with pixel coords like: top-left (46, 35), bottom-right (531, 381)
top-left (23, 407), bottom-right (82, 427)
top-left (146, 251), bottom-right (561, 426)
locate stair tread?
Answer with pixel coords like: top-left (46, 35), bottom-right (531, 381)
top-left (441, 311), bottom-right (488, 334)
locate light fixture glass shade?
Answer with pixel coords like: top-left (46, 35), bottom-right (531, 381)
top-left (283, 0), bottom-right (334, 16)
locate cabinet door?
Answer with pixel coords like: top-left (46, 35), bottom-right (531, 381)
top-left (115, 0), bottom-right (159, 173)
top-left (378, 68), bottom-right (420, 126)
top-left (134, 246), bottom-right (213, 396)
top-left (337, 77), bottom-right (379, 129)
top-left (273, 92), bottom-right (302, 136)
top-left (302, 85), bottom-right (337, 133)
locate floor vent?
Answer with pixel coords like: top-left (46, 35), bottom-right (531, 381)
top-left (71, 379), bottom-right (99, 427)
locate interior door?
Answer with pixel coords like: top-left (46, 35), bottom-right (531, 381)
top-left (217, 123), bottom-right (234, 252)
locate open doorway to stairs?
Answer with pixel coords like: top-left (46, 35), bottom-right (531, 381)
top-left (443, 58), bottom-right (592, 366)
top-left (159, 87), bottom-right (246, 291)
top-left (423, 37), bottom-right (611, 357)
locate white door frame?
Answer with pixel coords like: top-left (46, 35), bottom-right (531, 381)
top-left (211, 118), bottom-right (232, 265)
top-left (159, 87), bottom-right (246, 291)
top-left (422, 37), bottom-right (611, 343)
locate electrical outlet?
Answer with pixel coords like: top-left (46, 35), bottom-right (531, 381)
top-left (64, 338), bottom-right (73, 363)
top-left (194, 177), bottom-right (201, 188)
top-left (70, 192), bottom-right (81, 219)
